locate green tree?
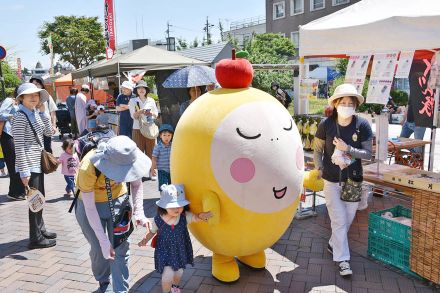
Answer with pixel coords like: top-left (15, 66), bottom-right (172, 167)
top-left (0, 61), bottom-right (21, 100)
top-left (38, 16), bottom-right (106, 69)
top-left (225, 33), bottom-right (239, 48)
top-left (176, 38), bottom-right (188, 51)
top-left (191, 37), bottom-right (199, 48)
top-left (336, 59), bottom-right (348, 75)
top-left (218, 20), bottom-right (224, 42)
top-left (246, 33), bottom-right (296, 93)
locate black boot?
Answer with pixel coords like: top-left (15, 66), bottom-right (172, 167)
top-left (42, 231), bottom-right (57, 239)
top-left (29, 238), bottom-right (56, 249)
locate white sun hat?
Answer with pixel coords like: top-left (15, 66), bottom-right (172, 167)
top-left (328, 83), bottom-right (364, 106)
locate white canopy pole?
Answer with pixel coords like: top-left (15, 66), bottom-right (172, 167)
top-left (428, 89), bottom-right (439, 171)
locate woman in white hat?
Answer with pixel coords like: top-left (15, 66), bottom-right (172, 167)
top-left (12, 83), bottom-right (57, 249)
top-left (313, 83), bottom-right (373, 277)
top-left (129, 80), bottom-right (159, 179)
top-left (116, 81), bottom-right (135, 138)
top-left (75, 135), bottom-right (151, 293)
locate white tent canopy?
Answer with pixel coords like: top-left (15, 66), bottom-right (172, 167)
top-left (299, 0), bottom-right (440, 57)
top-left (72, 45), bottom-right (208, 79)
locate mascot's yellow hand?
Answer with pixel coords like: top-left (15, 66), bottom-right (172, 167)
top-left (203, 191), bottom-right (220, 226)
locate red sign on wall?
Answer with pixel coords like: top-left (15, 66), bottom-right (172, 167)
top-left (104, 0), bottom-right (116, 60)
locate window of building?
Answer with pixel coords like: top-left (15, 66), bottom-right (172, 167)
top-left (273, 1), bottom-right (286, 20)
top-left (310, 0), bottom-right (325, 11)
top-left (332, 0), bottom-right (349, 5)
top-left (290, 0), bottom-right (304, 15)
top-left (291, 31), bottom-right (299, 46)
top-left (279, 32), bottom-right (286, 38)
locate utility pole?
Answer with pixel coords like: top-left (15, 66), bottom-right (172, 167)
top-left (203, 17), bottom-right (214, 46)
top-left (166, 21), bottom-right (171, 40)
top-left (165, 22), bottom-right (175, 51)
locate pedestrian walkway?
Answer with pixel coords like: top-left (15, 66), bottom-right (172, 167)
top-left (0, 141), bottom-right (438, 293)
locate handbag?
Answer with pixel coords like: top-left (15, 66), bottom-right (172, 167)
top-left (336, 119), bottom-right (363, 202)
top-left (0, 121), bottom-right (5, 137)
top-left (137, 102), bottom-right (159, 139)
top-left (26, 186), bottom-right (45, 213)
top-left (105, 177), bottom-right (134, 248)
top-left (19, 111), bottom-right (59, 174)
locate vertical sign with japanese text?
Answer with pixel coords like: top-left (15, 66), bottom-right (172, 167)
top-left (17, 58), bottom-right (22, 80)
top-left (409, 59), bottom-right (436, 127)
top-left (104, 0), bottom-right (116, 59)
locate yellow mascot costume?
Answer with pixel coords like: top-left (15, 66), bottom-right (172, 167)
top-left (171, 49), bottom-right (305, 282)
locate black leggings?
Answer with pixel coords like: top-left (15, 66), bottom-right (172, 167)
top-left (0, 132), bottom-right (25, 197)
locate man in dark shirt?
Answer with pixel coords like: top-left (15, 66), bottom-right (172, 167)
top-left (66, 88), bottom-right (78, 137)
top-left (116, 81), bottom-right (134, 138)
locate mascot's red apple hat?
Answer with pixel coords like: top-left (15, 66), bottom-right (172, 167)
top-left (215, 49), bottom-right (254, 89)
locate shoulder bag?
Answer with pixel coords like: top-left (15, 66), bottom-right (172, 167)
top-left (105, 177), bottom-right (134, 248)
top-left (336, 117), bottom-right (363, 202)
top-left (136, 102), bottom-right (159, 139)
top-left (19, 110), bottom-right (59, 174)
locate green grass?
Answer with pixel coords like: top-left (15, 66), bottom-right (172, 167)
top-left (288, 98), bottom-right (327, 115)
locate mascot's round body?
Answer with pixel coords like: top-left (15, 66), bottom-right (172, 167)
top-left (171, 52), bottom-right (305, 282)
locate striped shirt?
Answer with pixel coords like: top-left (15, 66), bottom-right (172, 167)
top-left (12, 105), bottom-right (52, 177)
top-left (152, 142), bottom-right (171, 173)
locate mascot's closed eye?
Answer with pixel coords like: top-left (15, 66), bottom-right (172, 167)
top-left (283, 120), bottom-right (293, 131)
top-left (236, 128), bottom-right (261, 140)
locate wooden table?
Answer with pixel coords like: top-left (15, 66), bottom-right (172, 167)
top-left (373, 137), bottom-right (431, 169)
top-left (362, 162), bottom-right (417, 197)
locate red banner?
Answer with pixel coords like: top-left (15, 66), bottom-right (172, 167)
top-left (17, 58), bottom-right (22, 80)
top-left (104, 0), bottom-right (116, 59)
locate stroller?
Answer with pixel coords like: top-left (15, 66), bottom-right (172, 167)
top-left (55, 109), bottom-right (72, 139)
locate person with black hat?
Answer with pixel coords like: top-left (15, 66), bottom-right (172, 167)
top-left (12, 83), bottom-right (58, 248)
top-left (29, 75), bottom-right (58, 153)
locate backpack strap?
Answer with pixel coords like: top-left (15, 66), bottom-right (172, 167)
top-left (68, 165), bottom-right (101, 213)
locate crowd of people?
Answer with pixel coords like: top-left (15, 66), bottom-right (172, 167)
top-left (0, 77), bottom-right (424, 291)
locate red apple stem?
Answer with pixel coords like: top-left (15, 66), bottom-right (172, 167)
top-left (232, 48), bottom-right (236, 60)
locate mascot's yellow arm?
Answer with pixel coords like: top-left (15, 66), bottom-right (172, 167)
top-left (202, 191), bottom-right (220, 226)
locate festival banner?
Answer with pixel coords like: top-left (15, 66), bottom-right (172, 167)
top-left (366, 52), bottom-right (398, 105)
top-left (345, 55), bottom-right (371, 94)
top-left (47, 34), bottom-right (54, 76)
top-left (124, 70), bottom-right (146, 84)
top-left (395, 51), bottom-right (415, 79)
top-left (409, 59), bottom-right (436, 127)
top-left (104, 0), bottom-right (116, 59)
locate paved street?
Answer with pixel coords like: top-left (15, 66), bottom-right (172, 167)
top-left (0, 136), bottom-right (439, 293)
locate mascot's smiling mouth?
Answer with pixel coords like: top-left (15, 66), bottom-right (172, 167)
top-left (273, 186), bottom-right (287, 199)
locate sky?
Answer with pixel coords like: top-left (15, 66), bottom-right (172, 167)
top-left (0, 0), bottom-right (265, 70)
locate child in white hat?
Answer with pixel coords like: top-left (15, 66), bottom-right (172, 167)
top-left (138, 184), bottom-right (212, 293)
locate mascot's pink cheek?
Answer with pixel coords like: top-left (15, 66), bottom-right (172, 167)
top-left (230, 158), bottom-right (256, 183)
top-left (296, 146), bottom-right (304, 170)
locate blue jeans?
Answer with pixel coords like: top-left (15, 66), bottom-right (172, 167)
top-left (75, 195), bottom-right (131, 293)
top-left (400, 121), bottom-right (427, 153)
top-left (64, 175), bottom-right (75, 193)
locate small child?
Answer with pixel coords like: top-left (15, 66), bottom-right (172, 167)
top-left (96, 105), bottom-right (109, 127)
top-left (58, 139), bottom-right (79, 196)
top-left (152, 124), bottom-right (174, 191)
top-left (86, 103), bottom-right (97, 131)
top-left (0, 145), bottom-right (7, 177)
top-left (138, 184), bottom-right (212, 293)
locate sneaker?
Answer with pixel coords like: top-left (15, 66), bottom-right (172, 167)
top-left (327, 244), bottom-right (333, 255)
top-left (150, 176), bottom-right (157, 181)
top-left (171, 285), bottom-right (181, 293)
top-left (141, 177), bottom-right (150, 182)
top-left (339, 261), bottom-right (353, 276)
top-left (7, 194), bottom-right (26, 201)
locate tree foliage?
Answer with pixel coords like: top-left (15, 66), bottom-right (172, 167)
top-left (176, 38), bottom-right (188, 51)
top-left (336, 58), bottom-right (348, 75)
top-left (38, 16), bottom-right (106, 69)
top-left (0, 61), bottom-right (21, 100)
top-left (245, 33), bottom-right (296, 92)
top-left (191, 38), bottom-right (199, 48)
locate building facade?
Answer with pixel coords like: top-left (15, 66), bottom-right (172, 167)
top-left (266, 0), bottom-right (360, 54)
top-left (222, 16), bottom-right (266, 47)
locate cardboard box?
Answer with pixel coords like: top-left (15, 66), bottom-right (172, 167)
top-left (383, 168), bottom-right (440, 193)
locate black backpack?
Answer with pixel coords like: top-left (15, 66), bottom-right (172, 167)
top-left (68, 127), bottom-right (116, 213)
top-left (283, 90), bottom-right (292, 108)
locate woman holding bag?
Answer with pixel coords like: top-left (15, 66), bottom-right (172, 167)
top-left (12, 83), bottom-right (57, 249)
top-left (129, 80), bottom-right (159, 179)
top-left (313, 84), bottom-right (372, 277)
